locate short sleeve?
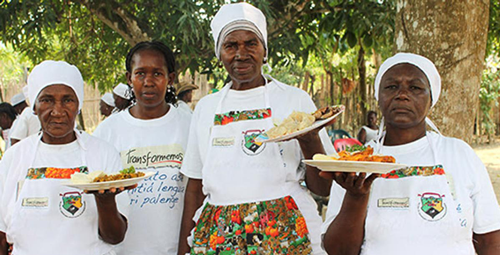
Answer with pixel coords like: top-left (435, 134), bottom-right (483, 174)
top-left (0, 147), bottom-right (20, 233)
top-left (321, 182), bottom-right (346, 235)
top-left (103, 141), bottom-right (130, 219)
top-left (180, 105), bottom-right (203, 179)
top-left (92, 120), bottom-right (108, 140)
top-left (0, 157), bottom-right (9, 232)
top-left (9, 115), bottom-right (29, 140)
top-left (468, 148), bottom-right (500, 234)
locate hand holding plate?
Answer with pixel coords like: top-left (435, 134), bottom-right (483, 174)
top-left (320, 171), bottom-right (379, 197)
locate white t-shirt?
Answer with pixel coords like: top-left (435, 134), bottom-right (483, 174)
top-left (9, 107), bottom-right (41, 141)
top-left (323, 132), bottom-right (500, 255)
top-left (93, 105), bottom-right (191, 255)
top-left (176, 100), bottom-right (193, 114)
top-left (360, 126), bottom-right (378, 145)
top-left (181, 81), bottom-right (335, 181)
top-left (0, 131), bottom-right (128, 255)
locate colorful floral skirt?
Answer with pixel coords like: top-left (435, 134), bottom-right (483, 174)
top-left (191, 196), bottom-right (312, 255)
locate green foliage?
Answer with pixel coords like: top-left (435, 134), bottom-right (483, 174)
top-left (0, 0), bottom-right (395, 93)
top-left (479, 68), bottom-right (500, 135)
top-left (0, 44), bottom-right (30, 86)
top-left (487, 0), bottom-right (500, 57)
top-left (0, 1), bottom-right (128, 91)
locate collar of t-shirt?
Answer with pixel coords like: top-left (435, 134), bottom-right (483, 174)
top-left (376, 135), bottom-right (435, 166)
top-left (220, 84), bottom-right (270, 113)
top-left (38, 139), bottom-right (80, 153)
top-left (226, 85), bottom-right (266, 98)
top-left (122, 104), bottom-right (177, 127)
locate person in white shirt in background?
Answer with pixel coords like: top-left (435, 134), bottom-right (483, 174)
top-left (175, 81), bottom-right (198, 114)
top-left (321, 53), bottom-right (500, 255)
top-left (10, 93), bottom-right (27, 115)
top-left (177, 3), bottom-right (334, 255)
top-left (0, 60), bottom-right (131, 255)
top-left (112, 83), bottom-right (133, 112)
top-left (0, 103), bottom-right (18, 151)
top-left (93, 41), bottom-right (191, 255)
top-left (357, 110), bottom-right (378, 145)
top-left (9, 87), bottom-right (41, 146)
top-left (100, 92), bottom-right (116, 118)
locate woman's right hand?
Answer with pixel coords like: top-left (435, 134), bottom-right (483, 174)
top-left (320, 172), bottom-right (379, 197)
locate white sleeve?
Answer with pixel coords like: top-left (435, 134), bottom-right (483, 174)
top-left (467, 147), bottom-right (500, 234)
top-left (101, 142), bottom-right (130, 219)
top-left (26, 113), bottom-right (40, 135)
top-left (0, 148), bottom-right (18, 233)
top-left (179, 104), bottom-right (203, 179)
top-left (0, 156), bottom-right (9, 232)
top-left (91, 121), bottom-right (107, 140)
top-left (9, 114), bottom-right (29, 140)
top-left (321, 182), bottom-right (346, 236)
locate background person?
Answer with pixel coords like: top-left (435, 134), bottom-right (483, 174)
top-left (0, 103), bottom-right (18, 151)
top-left (9, 93), bottom-right (27, 115)
top-left (178, 3), bottom-right (334, 254)
top-left (321, 53), bottom-right (500, 255)
top-left (0, 60), bottom-right (130, 255)
top-left (112, 83), bottom-right (133, 111)
top-left (9, 86), bottom-right (41, 146)
top-left (100, 92), bottom-right (115, 117)
top-left (93, 41), bottom-right (191, 255)
top-left (175, 81), bottom-right (198, 114)
top-left (357, 110), bottom-right (378, 145)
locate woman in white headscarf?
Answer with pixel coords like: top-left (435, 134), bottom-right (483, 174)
top-left (322, 53), bottom-right (500, 255)
top-left (0, 60), bottom-right (131, 255)
top-left (178, 3), bottom-right (335, 255)
top-left (100, 92), bottom-right (116, 117)
top-left (112, 83), bottom-right (133, 111)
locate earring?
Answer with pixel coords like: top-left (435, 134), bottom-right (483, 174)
top-left (263, 57), bottom-right (268, 64)
top-left (167, 85), bottom-right (173, 93)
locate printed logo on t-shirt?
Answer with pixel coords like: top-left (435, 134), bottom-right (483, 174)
top-left (241, 129), bottom-right (266, 156)
top-left (59, 191), bottom-right (86, 218)
top-left (26, 166), bottom-right (88, 179)
top-left (121, 144), bottom-right (184, 169)
top-left (417, 192), bottom-right (447, 221)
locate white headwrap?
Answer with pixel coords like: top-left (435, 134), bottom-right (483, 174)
top-left (101, 92), bottom-right (115, 107)
top-left (10, 92), bottom-right (25, 106)
top-left (113, 83), bottom-right (132, 100)
top-left (373, 53), bottom-right (442, 153)
top-left (211, 2), bottom-right (268, 61)
top-left (27, 60), bottom-right (84, 111)
top-left (374, 52), bottom-right (441, 108)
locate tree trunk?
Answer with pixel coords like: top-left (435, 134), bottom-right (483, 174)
top-left (78, 0), bottom-right (151, 46)
top-left (395, 0), bottom-right (490, 143)
top-left (358, 45), bottom-right (367, 126)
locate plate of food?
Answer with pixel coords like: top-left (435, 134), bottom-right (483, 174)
top-left (303, 146), bottom-right (407, 174)
top-left (256, 105), bottom-right (345, 143)
top-left (63, 166), bottom-right (153, 191)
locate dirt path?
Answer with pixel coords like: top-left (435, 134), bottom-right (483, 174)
top-left (473, 141), bottom-right (500, 202)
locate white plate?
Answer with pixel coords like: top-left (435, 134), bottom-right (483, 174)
top-left (63, 171), bottom-right (154, 191)
top-left (302, 160), bottom-right (407, 174)
top-left (256, 105), bottom-right (345, 143)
